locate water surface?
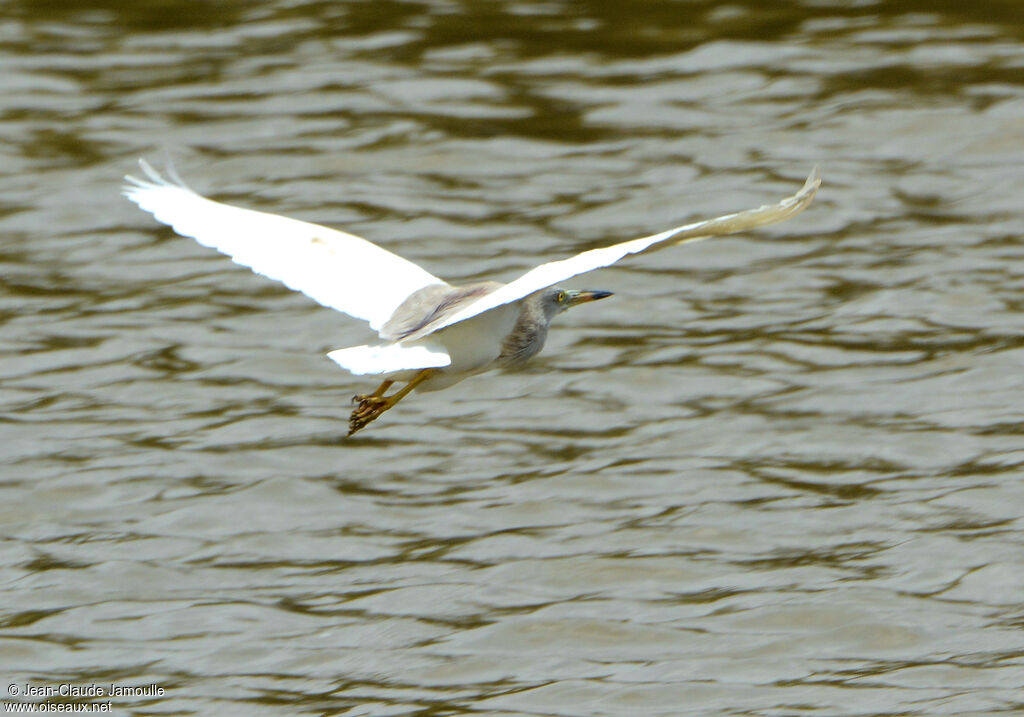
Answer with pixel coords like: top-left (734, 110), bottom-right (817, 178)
top-left (2, 1), bottom-right (1024, 715)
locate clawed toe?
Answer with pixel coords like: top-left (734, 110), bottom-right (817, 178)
top-left (348, 396), bottom-right (391, 435)
top-left (345, 369), bottom-right (436, 436)
top-left (352, 395), bottom-right (387, 416)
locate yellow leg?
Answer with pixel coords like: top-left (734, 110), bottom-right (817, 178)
top-left (348, 369), bottom-right (435, 436)
top-left (352, 379), bottom-right (393, 405)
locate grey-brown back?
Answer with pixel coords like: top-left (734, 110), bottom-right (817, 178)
top-left (381, 281), bottom-right (503, 342)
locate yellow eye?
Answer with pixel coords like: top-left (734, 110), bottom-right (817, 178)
top-left (556, 291), bottom-right (566, 303)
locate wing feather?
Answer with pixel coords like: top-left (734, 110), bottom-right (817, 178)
top-left (407, 167), bottom-right (820, 340)
top-left (123, 160), bottom-right (446, 333)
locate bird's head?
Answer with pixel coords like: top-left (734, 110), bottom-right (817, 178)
top-left (539, 287), bottom-right (614, 321)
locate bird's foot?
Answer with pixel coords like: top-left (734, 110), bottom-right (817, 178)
top-left (345, 370), bottom-right (435, 437)
top-left (348, 395), bottom-right (391, 435)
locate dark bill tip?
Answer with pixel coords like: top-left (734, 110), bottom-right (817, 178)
top-left (566, 289), bottom-right (614, 307)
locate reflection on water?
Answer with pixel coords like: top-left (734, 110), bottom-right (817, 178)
top-left (2, 0), bottom-right (1024, 714)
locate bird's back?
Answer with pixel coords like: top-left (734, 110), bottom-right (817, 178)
top-left (380, 281), bottom-right (504, 342)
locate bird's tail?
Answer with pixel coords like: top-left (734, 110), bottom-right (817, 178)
top-left (327, 343), bottom-right (451, 376)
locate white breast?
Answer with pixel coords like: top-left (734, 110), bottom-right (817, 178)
top-left (415, 302), bottom-right (521, 391)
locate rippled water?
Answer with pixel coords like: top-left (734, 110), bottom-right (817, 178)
top-left (3, 1), bottom-right (1024, 714)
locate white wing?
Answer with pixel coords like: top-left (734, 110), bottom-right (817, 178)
top-left (407, 167), bottom-right (820, 341)
top-left (123, 160), bottom-right (446, 333)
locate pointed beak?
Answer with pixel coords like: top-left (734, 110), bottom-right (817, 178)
top-left (565, 289), bottom-right (614, 308)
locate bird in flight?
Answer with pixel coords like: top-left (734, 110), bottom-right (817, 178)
top-left (124, 161), bottom-right (819, 435)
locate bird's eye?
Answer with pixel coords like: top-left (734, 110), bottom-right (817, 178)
top-left (556, 291), bottom-right (566, 303)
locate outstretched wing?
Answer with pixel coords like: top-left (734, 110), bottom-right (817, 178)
top-left (404, 167), bottom-right (820, 341)
top-left (123, 160), bottom-right (447, 333)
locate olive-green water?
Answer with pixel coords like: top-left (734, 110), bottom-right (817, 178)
top-left (3, 1), bottom-right (1024, 715)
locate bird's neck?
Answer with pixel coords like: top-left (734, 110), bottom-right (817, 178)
top-left (497, 302), bottom-right (550, 368)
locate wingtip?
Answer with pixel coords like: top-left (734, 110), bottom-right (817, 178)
top-left (138, 157), bottom-right (162, 183)
top-left (122, 156), bottom-right (196, 198)
top-left (804, 165), bottom-right (822, 192)
top-left (787, 165), bottom-right (821, 211)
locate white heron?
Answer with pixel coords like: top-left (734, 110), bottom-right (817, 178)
top-left (124, 162), bottom-right (819, 434)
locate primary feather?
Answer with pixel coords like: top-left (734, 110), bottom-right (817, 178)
top-left (408, 167), bottom-right (821, 340)
top-left (122, 160), bottom-right (445, 333)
